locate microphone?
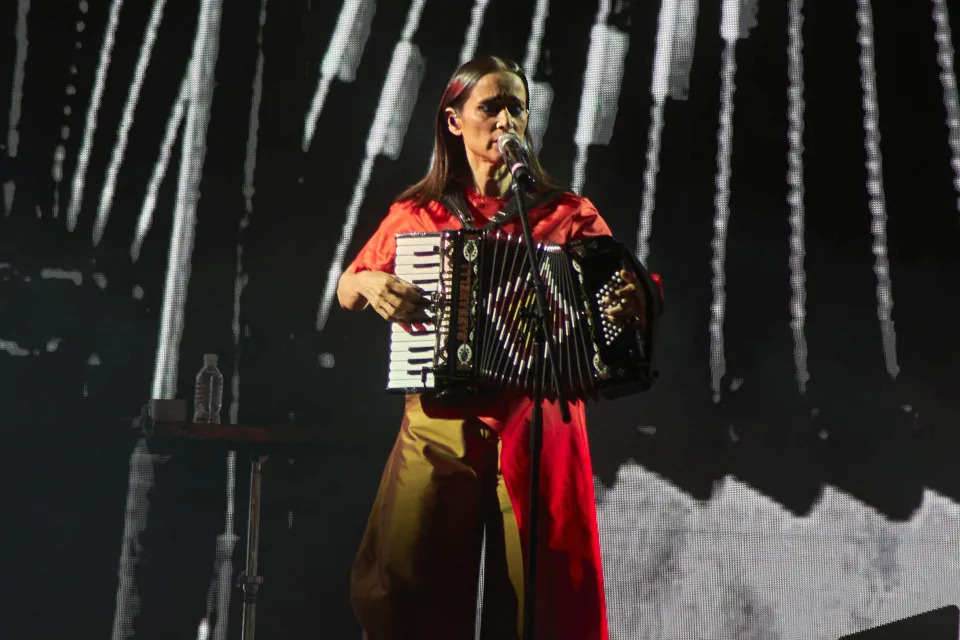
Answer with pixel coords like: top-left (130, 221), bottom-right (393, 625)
top-left (497, 132), bottom-right (536, 192)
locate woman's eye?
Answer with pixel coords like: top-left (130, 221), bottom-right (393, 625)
top-left (480, 103), bottom-right (525, 117)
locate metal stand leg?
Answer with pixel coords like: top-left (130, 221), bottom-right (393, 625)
top-left (238, 454), bottom-right (266, 640)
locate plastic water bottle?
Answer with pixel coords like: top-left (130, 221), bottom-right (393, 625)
top-left (193, 353), bottom-right (223, 424)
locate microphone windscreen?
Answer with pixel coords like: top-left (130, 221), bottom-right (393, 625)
top-left (497, 132), bottom-right (523, 157)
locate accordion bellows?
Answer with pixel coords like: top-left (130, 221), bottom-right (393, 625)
top-left (389, 229), bottom-right (659, 400)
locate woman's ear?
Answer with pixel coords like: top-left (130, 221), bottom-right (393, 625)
top-left (445, 107), bottom-right (462, 137)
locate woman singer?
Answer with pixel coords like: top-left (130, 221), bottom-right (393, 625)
top-left (337, 55), bottom-right (651, 640)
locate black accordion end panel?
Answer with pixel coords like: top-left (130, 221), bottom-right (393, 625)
top-left (388, 230), bottom-right (663, 402)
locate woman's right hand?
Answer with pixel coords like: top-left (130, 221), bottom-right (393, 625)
top-left (355, 270), bottom-right (429, 323)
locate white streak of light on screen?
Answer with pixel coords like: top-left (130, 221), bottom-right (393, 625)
top-left (473, 527), bottom-right (487, 640)
top-left (571, 0), bottom-right (629, 195)
top-left (856, 0), bottom-right (899, 379)
top-left (524, 0), bottom-right (553, 154)
top-left (130, 76), bottom-right (187, 262)
top-left (636, 0), bottom-right (679, 264)
top-left (66, 0), bottom-right (125, 232)
top-left (667, 0), bottom-right (700, 100)
top-left (570, 0), bottom-right (611, 195)
top-left (51, 8), bottom-right (90, 218)
top-left (94, 0), bottom-right (170, 246)
top-left (708, 0), bottom-right (741, 403)
top-left (302, 0), bottom-right (376, 151)
top-left (110, 440), bottom-right (166, 640)
top-left (152, 0), bottom-right (224, 399)
top-left (112, 2), bottom-right (222, 635)
top-left (52, 145), bottom-right (66, 217)
top-left (932, 0), bottom-right (960, 214)
top-left (231, 0), bottom-right (268, 425)
top-left (786, 0), bottom-right (810, 394)
top-left (637, 0), bottom-right (699, 264)
top-left (4, 0), bottom-right (30, 216)
top-left (209, 3), bottom-right (268, 635)
top-left (211, 451), bottom-right (239, 640)
top-left (523, 0), bottom-right (550, 75)
top-left (316, 0), bottom-right (428, 333)
top-left (459, 0), bottom-right (491, 65)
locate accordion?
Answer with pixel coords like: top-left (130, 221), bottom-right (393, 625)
top-left (388, 229), bottom-right (660, 400)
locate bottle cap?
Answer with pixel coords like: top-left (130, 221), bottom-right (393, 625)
top-left (203, 353), bottom-right (218, 366)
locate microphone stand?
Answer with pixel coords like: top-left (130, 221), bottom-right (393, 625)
top-left (509, 176), bottom-right (571, 640)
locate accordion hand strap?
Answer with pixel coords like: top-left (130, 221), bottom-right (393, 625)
top-left (440, 188), bottom-right (565, 232)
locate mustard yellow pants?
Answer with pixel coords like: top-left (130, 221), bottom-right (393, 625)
top-left (350, 394), bottom-right (525, 639)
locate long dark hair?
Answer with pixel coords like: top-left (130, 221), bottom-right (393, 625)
top-left (396, 55), bottom-right (564, 205)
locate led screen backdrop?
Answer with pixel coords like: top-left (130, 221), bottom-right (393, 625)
top-left (2, 0), bottom-right (960, 638)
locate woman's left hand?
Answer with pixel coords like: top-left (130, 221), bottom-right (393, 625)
top-left (600, 269), bottom-right (647, 328)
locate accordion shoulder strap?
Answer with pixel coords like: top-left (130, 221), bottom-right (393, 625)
top-left (440, 190), bottom-right (478, 230)
top-left (440, 188), bottom-right (565, 232)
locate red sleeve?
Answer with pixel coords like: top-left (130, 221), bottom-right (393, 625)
top-left (348, 200), bottom-right (422, 275)
top-left (567, 196), bottom-right (612, 241)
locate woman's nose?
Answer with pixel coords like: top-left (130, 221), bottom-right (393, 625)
top-left (496, 108), bottom-right (511, 129)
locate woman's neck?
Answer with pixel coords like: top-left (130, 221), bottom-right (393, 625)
top-left (466, 155), bottom-right (512, 198)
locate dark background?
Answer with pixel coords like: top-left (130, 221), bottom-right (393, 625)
top-left (2, 0), bottom-right (960, 637)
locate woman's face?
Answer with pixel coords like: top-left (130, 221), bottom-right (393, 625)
top-left (446, 71), bottom-right (528, 166)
